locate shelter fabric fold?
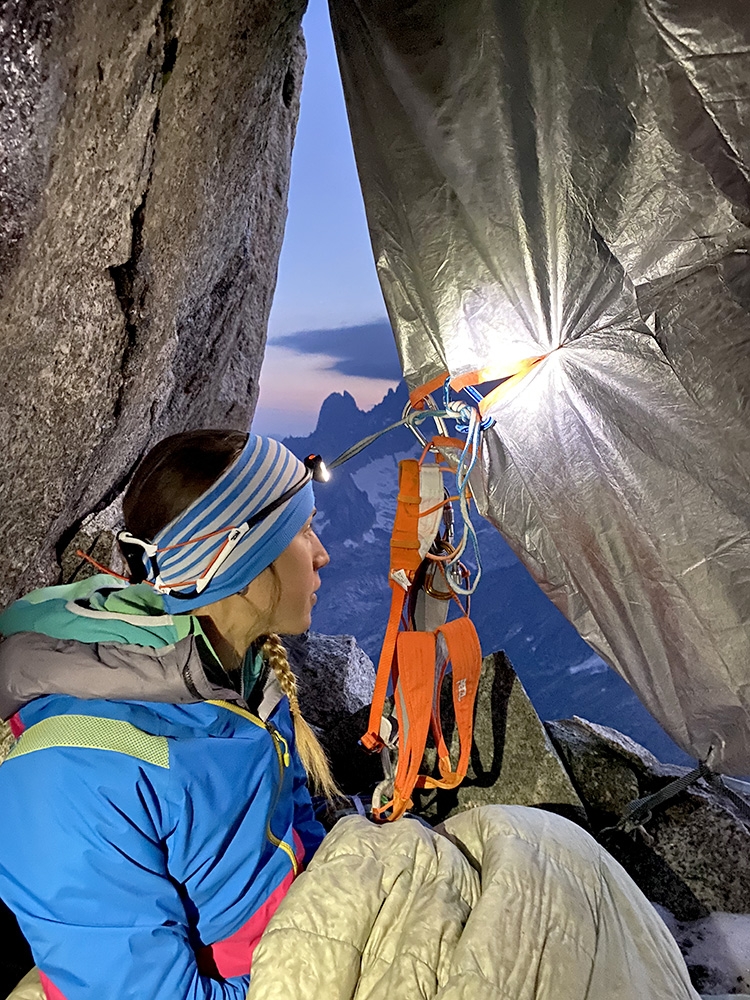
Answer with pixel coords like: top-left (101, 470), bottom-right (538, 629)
top-left (329, 0), bottom-right (750, 772)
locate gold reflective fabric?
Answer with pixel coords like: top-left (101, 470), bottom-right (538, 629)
top-left (6, 715), bottom-right (170, 769)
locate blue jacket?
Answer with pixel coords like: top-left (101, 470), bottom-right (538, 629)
top-left (0, 577), bottom-right (326, 999)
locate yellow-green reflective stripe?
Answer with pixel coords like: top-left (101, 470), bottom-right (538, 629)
top-left (6, 715), bottom-right (170, 769)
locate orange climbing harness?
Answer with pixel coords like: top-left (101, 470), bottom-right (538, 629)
top-left (361, 441), bottom-right (484, 821)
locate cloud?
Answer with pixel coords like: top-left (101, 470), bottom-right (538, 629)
top-left (253, 344), bottom-right (399, 439)
top-left (273, 320), bottom-right (402, 381)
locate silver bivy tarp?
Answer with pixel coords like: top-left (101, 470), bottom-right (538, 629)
top-left (328, 0), bottom-right (750, 774)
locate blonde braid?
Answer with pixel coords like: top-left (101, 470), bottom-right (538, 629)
top-left (261, 633), bottom-right (341, 800)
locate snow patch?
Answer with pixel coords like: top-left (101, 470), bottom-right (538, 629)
top-left (568, 653), bottom-right (609, 675)
top-left (654, 905), bottom-right (750, 996)
top-left (351, 452), bottom-right (414, 531)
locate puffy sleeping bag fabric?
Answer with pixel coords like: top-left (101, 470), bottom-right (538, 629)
top-left (5, 972), bottom-right (43, 1000)
top-left (245, 805), bottom-right (697, 1000)
top-left (6, 805), bottom-right (699, 1000)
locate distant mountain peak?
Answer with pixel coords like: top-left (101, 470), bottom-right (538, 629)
top-left (316, 390), bottom-right (360, 428)
top-left (283, 382), bottom-right (413, 467)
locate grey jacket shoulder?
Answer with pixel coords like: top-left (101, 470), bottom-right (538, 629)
top-left (0, 631), bottom-right (242, 721)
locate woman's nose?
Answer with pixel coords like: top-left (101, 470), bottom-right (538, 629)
top-left (313, 534), bottom-right (330, 569)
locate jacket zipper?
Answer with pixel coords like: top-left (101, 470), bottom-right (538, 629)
top-left (206, 700), bottom-right (298, 876)
top-left (265, 721), bottom-right (298, 873)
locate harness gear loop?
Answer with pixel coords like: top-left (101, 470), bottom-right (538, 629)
top-left (362, 450), bottom-right (484, 822)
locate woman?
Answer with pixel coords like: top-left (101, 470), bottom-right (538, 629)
top-left (0, 430), bottom-right (335, 999)
top-left (0, 429), bottom-right (704, 1000)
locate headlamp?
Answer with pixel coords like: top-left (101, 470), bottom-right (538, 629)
top-left (304, 454), bottom-right (330, 483)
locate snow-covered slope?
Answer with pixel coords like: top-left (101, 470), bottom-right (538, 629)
top-left (655, 906), bottom-right (750, 997)
top-left (285, 384), bottom-right (691, 765)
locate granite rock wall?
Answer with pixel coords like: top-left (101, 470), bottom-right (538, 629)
top-left (547, 717), bottom-right (750, 919)
top-left (0, 0), bottom-right (306, 605)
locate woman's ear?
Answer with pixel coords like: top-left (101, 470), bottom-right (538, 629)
top-left (240, 564), bottom-right (271, 598)
top-left (243, 563), bottom-right (281, 596)
top-left (239, 571), bottom-right (275, 620)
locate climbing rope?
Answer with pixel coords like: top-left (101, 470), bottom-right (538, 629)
top-left (328, 406), bottom-right (450, 470)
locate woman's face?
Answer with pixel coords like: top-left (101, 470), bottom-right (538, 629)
top-left (264, 513), bottom-right (330, 634)
top-left (244, 512), bottom-right (330, 636)
top-left (197, 513), bottom-right (330, 658)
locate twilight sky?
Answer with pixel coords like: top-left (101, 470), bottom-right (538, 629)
top-left (253, 0), bottom-right (400, 439)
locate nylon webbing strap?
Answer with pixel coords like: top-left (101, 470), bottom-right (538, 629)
top-left (620, 762), bottom-right (709, 831)
top-left (361, 585), bottom-right (406, 754)
top-left (391, 460), bottom-right (423, 573)
top-left (364, 451), bottom-right (484, 822)
top-left (418, 617), bottom-right (482, 792)
top-left (710, 774), bottom-right (750, 823)
top-left (6, 715), bottom-right (170, 769)
top-left (372, 615), bottom-right (483, 820)
top-left (389, 631), bottom-right (437, 819)
top-left (601, 760), bottom-right (712, 837)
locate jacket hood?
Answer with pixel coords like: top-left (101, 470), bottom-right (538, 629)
top-left (0, 575), bottom-right (243, 721)
top-left (1, 575), bottom-right (184, 646)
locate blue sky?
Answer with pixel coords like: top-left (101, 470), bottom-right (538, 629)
top-left (253, 0), bottom-right (399, 438)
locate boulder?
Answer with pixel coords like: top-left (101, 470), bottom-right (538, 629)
top-left (283, 630), bottom-right (376, 720)
top-left (411, 651), bottom-right (585, 824)
top-left (283, 630), bottom-right (384, 793)
top-left (58, 496), bottom-right (126, 586)
top-left (0, 0), bottom-right (306, 606)
top-left (547, 717), bottom-right (750, 919)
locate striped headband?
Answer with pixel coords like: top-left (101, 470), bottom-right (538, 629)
top-left (119, 436), bottom-right (316, 614)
